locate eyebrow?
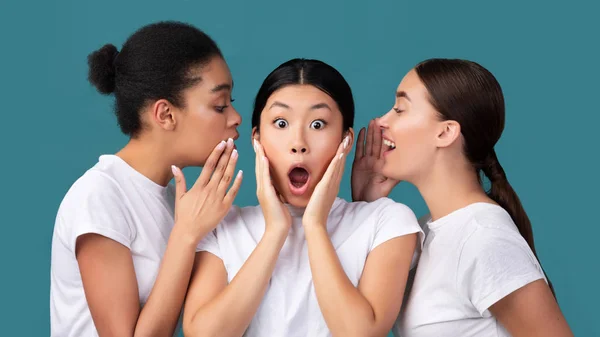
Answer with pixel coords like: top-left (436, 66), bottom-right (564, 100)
top-left (310, 103), bottom-right (332, 111)
top-left (396, 91), bottom-right (411, 101)
top-left (268, 102), bottom-right (332, 111)
top-left (269, 101), bottom-right (290, 110)
top-left (211, 81), bottom-right (234, 93)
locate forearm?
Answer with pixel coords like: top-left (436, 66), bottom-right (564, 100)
top-left (132, 225), bottom-right (199, 337)
top-left (304, 225), bottom-right (382, 337)
top-left (186, 229), bottom-right (286, 337)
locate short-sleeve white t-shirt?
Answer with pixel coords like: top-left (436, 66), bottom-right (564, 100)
top-left (197, 197), bottom-right (423, 337)
top-left (394, 202), bottom-right (547, 337)
top-left (50, 155), bottom-right (182, 337)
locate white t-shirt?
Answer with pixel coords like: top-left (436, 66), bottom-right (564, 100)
top-left (50, 155), bottom-right (183, 337)
top-left (394, 202), bottom-right (547, 337)
top-left (197, 197), bottom-right (423, 337)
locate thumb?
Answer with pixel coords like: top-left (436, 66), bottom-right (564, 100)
top-left (381, 178), bottom-right (400, 195)
top-left (171, 165), bottom-right (187, 200)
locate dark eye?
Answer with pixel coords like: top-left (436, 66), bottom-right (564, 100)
top-left (393, 107), bottom-right (404, 114)
top-left (215, 105), bottom-right (228, 113)
top-left (274, 118), bottom-right (288, 128)
top-left (310, 120), bottom-right (326, 130)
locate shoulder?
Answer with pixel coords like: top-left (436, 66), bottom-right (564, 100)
top-left (54, 164), bottom-right (135, 252)
top-left (336, 197), bottom-right (416, 219)
top-left (458, 205), bottom-right (543, 279)
top-left (464, 204), bottom-right (530, 253)
top-left (58, 166), bottom-right (125, 214)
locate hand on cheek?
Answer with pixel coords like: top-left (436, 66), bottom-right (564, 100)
top-left (303, 135), bottom-right (351, 229)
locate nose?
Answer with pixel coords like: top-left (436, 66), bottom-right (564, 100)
top-left (228, 106), bottom-right (242, 127)
top-left (291, 146), bottom-right (307, 154)
top-left (377, 114), bottom-right (389, 129)
top-left (290, 128), bottom-right (309, 154)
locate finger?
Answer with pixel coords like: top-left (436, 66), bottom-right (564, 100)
top-left (382, 177), bottom-right (400, 193)
top-left (207, 138), bottom-right (235, 189)
top-left (254, 139), bottom-right (261, 191)
top-left (262, 155), bottom-right (272, 189)
top-left (335, 147), bottom-right (347, 184)
top-left (194, 140), bottom-right (226, 189)
top-left (224, 170), bottom-right (243, 206)
top-left (342, 134), bottom-right (352, 156)
top-left (254, 139), bottom-right (264, 194)
top-left (337, 150), bottom-right (347, 181)
top-left (322, 141), bottom-right (344, 184)
top-left (217, 148), bottom-right (239, 197)
top-left (366, 119), bottom-right (374, 157)
top-left (354, 127), bottom-right (366, 161)
top-left (277, 192), bottom-right (286, 204)
top-left (372, 119), bottom-right (383, 159)
top-left (171, 165), bottom-right (187, 200)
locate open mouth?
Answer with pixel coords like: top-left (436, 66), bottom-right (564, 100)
top-left (288, 165), bottom-right (310, 196)
top-left (383, 138), bottom-right (396, 154)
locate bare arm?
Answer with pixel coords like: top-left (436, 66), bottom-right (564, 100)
top-left (304, 135), bottom-right (417, 336)
top-left (305, 227), bottom-right (417, 337)
top-left (77, 229), bottom-right (197, 337)
top-left (76, 139), bottom-right (242, 337)
top-left (490, 279), bottom-right (573, 337)
top-left (183, 139), bottom-right (292, 337)
top-left (182, 230), bottom-right (286, 337)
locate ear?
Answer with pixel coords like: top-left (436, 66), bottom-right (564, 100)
top-left (151, 99), bottom-right (177, 131)
top-left (343, 127), bottom-right (355, 150)
top-left (251, 126), bottom-right (260, 143)
top-left (435, 120), bottom-right (461, 148)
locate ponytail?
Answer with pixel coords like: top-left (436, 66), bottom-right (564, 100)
top-left (481, 150), bottom-right (556, 297)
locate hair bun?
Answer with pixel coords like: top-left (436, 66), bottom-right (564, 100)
top-left (87, 44), bottom-right (119, 94)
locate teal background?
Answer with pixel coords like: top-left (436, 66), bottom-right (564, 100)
top-left (1, 0), bottom-right (597, 335)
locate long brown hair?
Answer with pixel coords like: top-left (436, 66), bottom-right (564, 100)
top-left (414, 58), bottom-right (555, 297)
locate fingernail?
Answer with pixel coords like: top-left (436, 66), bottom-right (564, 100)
top-left (231, 149), bottom-right (238, 159)
top-left (343, 136), bottom-right (349, 149)
top-left (227, 138), bottom-right (234, 147)
top-left (237, 170), bottom-right (243, 178)
top-left (171, 165), bottom-right (178, 176)
top-left (339, 153), bottom-right (344, 159)
top-left (217, 141), bottom-right (226, 150)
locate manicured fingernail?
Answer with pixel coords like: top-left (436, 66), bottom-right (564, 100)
top-left (231, 149), bottom-right (238, 159)
top-left (343, 136), bottom-right (349, 149)
top-left (227, 138), bottom-right (234, 147)
top-left (217, 141), bottom-right (226, 150)
top-left (339, 153), bottom-right (344, 159)
top-left (171, 165), bottom-right (178, 175)
top-left (237, 170), bottom-right (243, 178)
top-left (253, 139), bottom-right (257, 152)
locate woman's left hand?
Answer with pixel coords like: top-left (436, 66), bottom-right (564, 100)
top-left (303, 135), bottom-right (351, 229)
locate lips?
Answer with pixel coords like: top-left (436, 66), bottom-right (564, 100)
top-left (287, 164), bottom-right (310, 196)
top-left (382, 136), bottom-right (396, 155)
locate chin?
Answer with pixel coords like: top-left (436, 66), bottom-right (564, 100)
top-left (283, 193), bottom-right (310, 208)
top-left (382, 164), bottom-right (402, 182)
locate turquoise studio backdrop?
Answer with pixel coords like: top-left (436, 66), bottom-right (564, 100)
top-left (1, 0), bottom-right (597, 335)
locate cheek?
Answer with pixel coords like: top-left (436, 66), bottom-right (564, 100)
top-left (392, 114), bottom-right (433, 148)
top-left (260, 130), bottom-right (289, 176)
top-left (384, 118), bottom-right (436, 176)
top-left (308, 132), bottom-right (340, 175)
top-left (180, 111), bottom-right (226, 153)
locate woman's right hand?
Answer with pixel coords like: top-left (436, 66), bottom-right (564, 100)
top-left (351, 119), bottom-right (399, 202)
top-left (171, 138), bottom-right (243, 243)
top-left (254, 139), bottom-right (291, 236)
